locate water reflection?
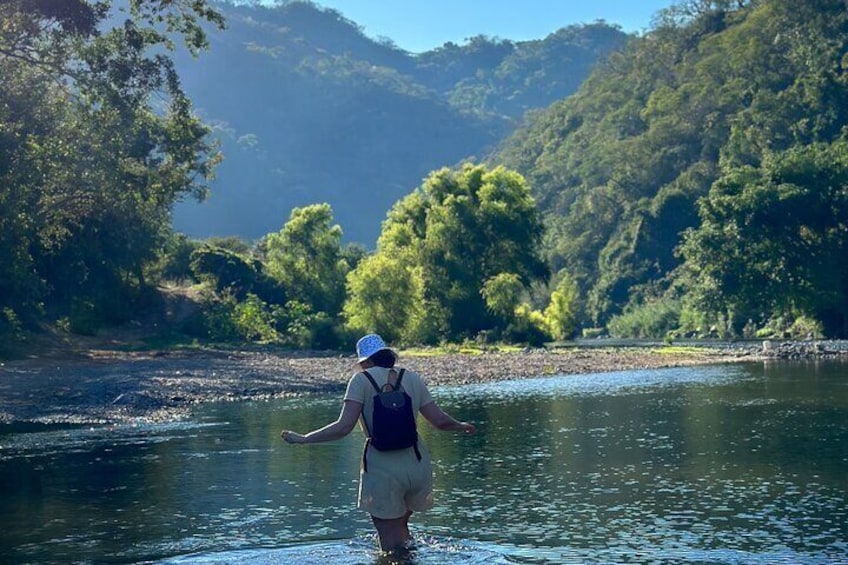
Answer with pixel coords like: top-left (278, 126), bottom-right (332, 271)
top-left (1, 362), bottom-right (846, 564)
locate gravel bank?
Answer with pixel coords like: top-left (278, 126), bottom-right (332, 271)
top-left (1, 340), bottom-right (846, 426)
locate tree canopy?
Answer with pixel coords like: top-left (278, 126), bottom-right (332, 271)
top-left (345, 164), bottom-right (548, 343)
top-left (0, 0), bottom-right (223, 332)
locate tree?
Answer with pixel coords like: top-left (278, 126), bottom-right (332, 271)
top-left (481, 273), bottom-right (524, 321)
top-left (543, 272), bottom-right (580, 340)
top-left (264, 204), bottom-right (349, 316)
top-left (0, 1), bottom-right (224, 330)
top-left (680, 142), bottom-right (848, 335)
top-left (493, 0), bottom-right (848, 331)
top-left (342, 255), bottom-right (435, 344)
top-left (345, 164), bottom-right (547, 343)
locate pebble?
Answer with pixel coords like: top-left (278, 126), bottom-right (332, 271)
top-left (3, 341), bottom-right (847, 426)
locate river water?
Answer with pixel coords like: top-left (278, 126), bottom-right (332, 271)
top-left (1, 361), bottom-right (846, 564)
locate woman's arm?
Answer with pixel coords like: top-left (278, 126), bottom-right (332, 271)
top-left (281, 400), bottom-right (363, 444)
top-left (419, 401), bottom-right (476, 434)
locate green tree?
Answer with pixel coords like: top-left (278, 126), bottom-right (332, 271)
top-left (543, 272), bottom-right (580, 340)
top-left (680, 142), bottom-right (848, 335)
top-left (493, 0), bottom-right (848, 331)
top-left (264, 204), bottom-right (349, 316)
top-left (343, 254), bottom-right (434, 344)
top-left (481, 273), bottom-right (524, 320)
top-left (345, 164), bottom-right (547, 343)
top-left (0, 1), bottom-right (224, 331)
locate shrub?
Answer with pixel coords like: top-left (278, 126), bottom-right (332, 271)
top-left (190, 246), bottom-right (261, 298)
top-left (150, 233), bottom-right (202, 283)
top-left (608, 298), bottom-right (682, 339)
top-left (756, 313), bottom-right (824, 340)
top-left (232, 294), bottom-right (279, 342)
top-left (196, 289), bottom-right (241, 342)
top-left (0, 308), bottom-right (23, 339)
top-left (507, 305), bottom-right (551, 346)
top-left (67, 299), bottom-right (101, 336)
top-left (788, 316), bottom-right (824, 340)
top-left (543, 273), bottom-right (579, 340)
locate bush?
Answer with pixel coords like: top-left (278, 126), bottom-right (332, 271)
top-left (152, 233), bottom-right (202, 283)
top-left (675, 306), bottom-right (734, 339)
top-left (789, 316), bottom-right (824, 339)
top-left (196, 289), bottom-right (241, 341)
top-left (232, 294), bottom-right (279, 342)
top-left (186, 289), bottom-right (345, 348)
top-left (506, 305), bottom-right (551, 346)
top-left (273, 300), bottom-right (342, 349)
top-left (543, 272), bottom-right (579, 340)
top-left (66, 299), bottom-right (101, 336)
top-left (754, 313), bottom-right (824, 340)
top-left (0, 308), bottom-right (23, 339)
top-left (190, 246), bottom-right (261, 298)
top-left (608, 298), bottom-right (682, 339)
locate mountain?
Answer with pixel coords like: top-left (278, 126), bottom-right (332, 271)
top-left (171, 0), bottom-right (630, 245)
top-left (490, 0), bottom-right (848, 331)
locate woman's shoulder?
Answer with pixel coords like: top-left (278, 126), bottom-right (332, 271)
top-left (398, 367), bottom-right (425, 384)
top-left (347, 370), bottom-right (370, 386)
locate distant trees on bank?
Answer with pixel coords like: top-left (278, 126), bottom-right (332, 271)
top-left (3, 0), bottom-right (848, 353)
top-left (184, 165), bottom-right (577, 348)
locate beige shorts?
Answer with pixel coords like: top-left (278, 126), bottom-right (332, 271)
top-left (358, 443), bottom-right (434, 519)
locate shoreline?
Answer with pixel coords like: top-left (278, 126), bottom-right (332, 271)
top-left (1, 341), bottom-right (846, 427)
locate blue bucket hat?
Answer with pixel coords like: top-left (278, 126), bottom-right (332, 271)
top-left (356, 333), bottom-right (393, 362)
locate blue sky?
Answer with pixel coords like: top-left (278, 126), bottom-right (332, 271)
top-left (306, 0), bottom-right (677, 52)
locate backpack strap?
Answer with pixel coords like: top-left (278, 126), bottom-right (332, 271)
top-left (361, 370), bottom-right (380, 393)
top-left (363, 368), bottom-right (406, 392)
top-left (399, 368), bottom-right (420, 462)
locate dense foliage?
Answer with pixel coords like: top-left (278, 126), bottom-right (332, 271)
top-left (5, 0), bottom-right (848, 350)
top-left (0, 0), bottom-right (223, 336)
top-left (493, 0), bottom-right (848, 337)
top-left (183, 165), bottom-right (567, 348)
top-left (344, 164), bottom-right (551, 344)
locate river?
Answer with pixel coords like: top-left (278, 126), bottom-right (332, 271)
top-left (1, 360), bottom-right (846, 564)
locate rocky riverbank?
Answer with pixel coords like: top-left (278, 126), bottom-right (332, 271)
top-left (1, 340), bottom-right (846, 426)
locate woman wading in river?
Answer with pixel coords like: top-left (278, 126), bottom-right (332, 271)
top-left (281, 334), bottom-right (477, 554)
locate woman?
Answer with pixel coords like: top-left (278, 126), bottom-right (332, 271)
top-left (281, 333), bottom-right (477, 553)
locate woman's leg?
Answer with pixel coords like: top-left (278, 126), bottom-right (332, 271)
top-left (371, 512), bottom-right (413, 552)
top-left (401, 510), bottom-right (413, 541)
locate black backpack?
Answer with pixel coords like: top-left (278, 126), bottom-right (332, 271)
top-left (361, 369), bottom-right (421, 471)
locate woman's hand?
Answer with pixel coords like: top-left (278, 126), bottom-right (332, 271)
top-left (458, 421), bottom-right (476, 434)
top-left (281, 430), bottom-right (306, 444)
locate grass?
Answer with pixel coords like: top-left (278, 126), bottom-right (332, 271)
top-left (650, 345), bottom-right (709, 356)
top-left (400, 343), bottom-right (525, 357)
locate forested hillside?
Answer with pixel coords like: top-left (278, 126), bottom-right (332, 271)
top-left (492, 0), bottom-right (848, 338)
top-left (5, 0), bottom-right (848, 352)
top-left (171, 1), bottom-right (629, 244)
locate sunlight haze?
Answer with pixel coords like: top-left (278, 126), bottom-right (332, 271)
top-left (277, 0), bottom-right (676, 52)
